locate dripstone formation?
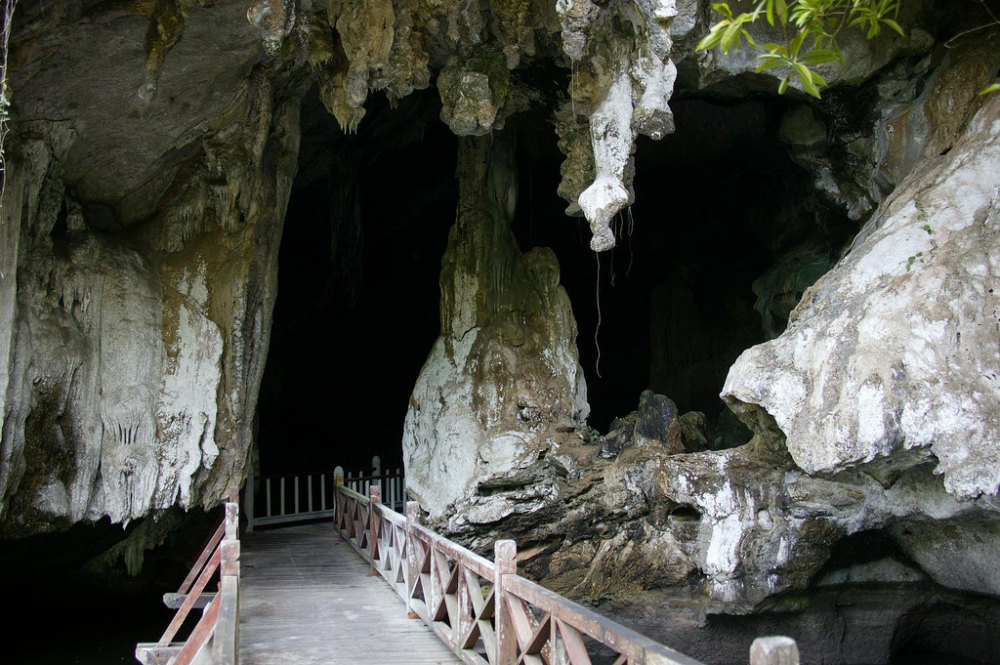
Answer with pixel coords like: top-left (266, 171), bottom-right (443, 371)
top-left (1, 0), bottom-right (999, 662)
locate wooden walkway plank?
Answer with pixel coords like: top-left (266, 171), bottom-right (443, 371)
top-left (239, 523), bottom-right (463, 665)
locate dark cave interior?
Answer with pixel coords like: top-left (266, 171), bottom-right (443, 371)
top-left (254, 85), bottom-right (856, 477)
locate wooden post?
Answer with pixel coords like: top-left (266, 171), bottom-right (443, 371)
top-left (405, 501), bottom-right (419, 614)
top-left (369, 485), bottom-right (381, 577)
top-left (217, 500), bottom-right (240, 665)
top-left (750, 636), bottom-right (799, 665)
top-left (217, 540), bottom-right (240, 665)
top-left (334, 466), bottom-right (345, 541)
top-left (494, 540), bottom-right (517, 665)
top-left (225, 502), bottom-right (238, 541)
top-left (265, 478), bottom-right (272, 518)
top-left (244, 470), bottom-right (255, 533)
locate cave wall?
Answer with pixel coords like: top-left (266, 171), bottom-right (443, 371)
top-left (1, 3), bottom-right (999, 662)
top-left (0, 0), bottom-right (302, 533)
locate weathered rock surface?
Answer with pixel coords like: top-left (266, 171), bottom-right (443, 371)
top-left (722, 93), bottom-right (1000, 500)
top-left (554, 0), bottom-right (678, 251)
top-left (403, 134), bottom-right (589, 517)
top-left (3, 6), bottom-right (1000, 663)
top-left (1, 1), bottom-right (301, 533)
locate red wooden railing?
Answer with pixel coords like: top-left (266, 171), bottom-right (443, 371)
top-left (335, 482), bottom-right (800, 665)
top-left (136, 495), bottom-right (241, 665)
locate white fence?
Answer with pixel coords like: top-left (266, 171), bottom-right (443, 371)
top-left (245, 456), bottom-right (406, 531)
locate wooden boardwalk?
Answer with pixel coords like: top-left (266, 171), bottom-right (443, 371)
top-left (239, 522), bottom-right (463, 665)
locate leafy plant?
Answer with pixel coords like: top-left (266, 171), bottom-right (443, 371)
top-left (697, 0), bottom-right (904, 98)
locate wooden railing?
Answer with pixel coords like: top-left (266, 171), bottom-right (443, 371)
top-left (136, 496), bottom-right (241, 665)
top-left (245, 456), bottom-right (405, 531)
top-left (335, 483), bottom-right (800, 665)
top-left (336, 456), bottom-right (407, 512)
top-left (245, 469), bottom-right (336, 531)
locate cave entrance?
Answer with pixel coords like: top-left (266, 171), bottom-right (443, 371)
top-left (506, 97), bottom-right (855, 445)
top-left (255, 88), bottom-right (458, 480)
top-left (256, 89), bottom-right (855, 482)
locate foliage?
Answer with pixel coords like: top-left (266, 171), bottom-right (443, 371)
top-left (697, 0), bottom-right (904, 98)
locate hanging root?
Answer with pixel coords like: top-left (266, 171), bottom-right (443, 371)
top-left (626, 205), bottom-right (635, 277)
top-left (594, 250), bottom-right (603, 379)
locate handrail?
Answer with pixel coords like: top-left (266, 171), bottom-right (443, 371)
top-left (245, 457), bottom-right (406, 531)
top-left (136, 494), bottom-right (241, 665)
top-left (334, 482), bottom-right (800, 665)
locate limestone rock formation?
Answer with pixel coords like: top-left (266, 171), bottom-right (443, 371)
top-left (722, 93), bottom-right (1000, 500)
top-left (554, 0), bottom-right (678, 251)
top-left (3, 4), bottom-right (1000, 661)
top-left (1, 1), bottom-right (300, 534)
top-left (403, 135), bottom-right (589, 517)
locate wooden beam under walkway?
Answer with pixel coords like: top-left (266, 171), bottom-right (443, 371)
top-left (239, 522), bottom-right (463, 665)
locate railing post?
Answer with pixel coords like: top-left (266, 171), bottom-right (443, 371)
top-left (217, 500), bottom-right (240, 665)
top-left (280, 477), bottom-right (286, 516)
top-left (369, 485), bottom-right (381, 577)
top-left (751, 636), bottom-right (799, 665)
top-left (225, 501), bottom-right (238, 541)
top-left (405, 501), bottom-right (419, 615)
top-left (265, 478), bottom-right (272, 518)
top-left (334, 466), bottom-right (345, 542)
top-left (494, 540), bottom-right (517, 665)
top-left (372, 455), bottom-right (381, 499)
top-left (244, 470), bottom-right (255, 533)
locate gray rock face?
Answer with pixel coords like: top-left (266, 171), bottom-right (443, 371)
top-left (722, 94), bottom-right (1000, 500)
top-left (0, 1), bottom-right (300, 533)
top-left (3, 10), bottom-right (999, 662)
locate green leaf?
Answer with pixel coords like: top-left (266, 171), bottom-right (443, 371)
top-left (882, 18), bottom-right (904, 36)
top-left (796, 63), bottom-right (822, 98)
top-left (775, 0), bottom-right (788, 23)
top-left (810, 70), bottom-right (828, 86)
top-left (978, 83), bottom-right (1000, 96)
top-left (721, 20), bottom-right (745, 52)
top-left (712, 2), bottom-right (734, 18)
top-left (778, 77), bottom-right (789, 94)
top-left (789, 28), bottom-right (808, 57)
top-left (755, 57), bottom-right (788, 72)
top-left (800, 48), bottom-right (838, 65)
top-left (766, 0), bottom-right (775, 25)
top-left (696, 22), bottom-right (729, 51)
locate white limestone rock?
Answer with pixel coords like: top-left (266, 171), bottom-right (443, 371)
top-left (404, 137), bottom-right (589, 517)
top-left (722, 95), bottom-right (1000, 500)
top-left (0, 2), bottom-right (300, 531)
top-left (558, 0), bottom-right (678, 251)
